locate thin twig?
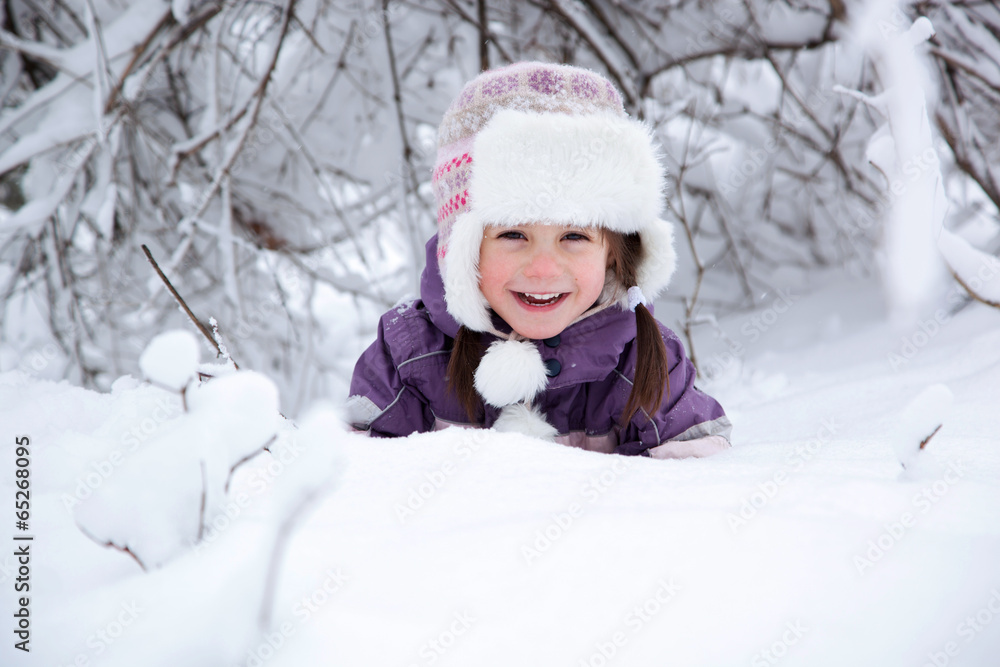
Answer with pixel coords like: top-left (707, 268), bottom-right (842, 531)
top-left (919, 424), bottom-right (942, 450)
top-left (579, 0), bottom-right (641, 72)
top-left (77, 524), bottom-right (147, 571)
top-left (169, 0), bottom-right (297, 270)
top-left (548, 0), bottom-right (637, 110)
top-left (141, 244), bottom-right (240, 368)
top-left (949, 268), bottom-right (1000, 309)
top-left (224, 434), bottom-right (276, 494)
top-left (435, 0), bottom-right (516, 64)
top-left (667, 116), bottom-right (705, 374)
top-left (197, 460), bottom-right (207, 542)
top-left (15, 0), bottom-right (74, 45)
top-left (258, 483), bottom-right (329, 631)
top-left (381, 0), bottom-right (423, 285)
top-left (478, 0), bottom-right (489, 71)
top-left (103, 9), bottom-right (174, 114)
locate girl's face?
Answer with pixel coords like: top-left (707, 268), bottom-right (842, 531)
top-left (478, 224), bottom-right (608, 340)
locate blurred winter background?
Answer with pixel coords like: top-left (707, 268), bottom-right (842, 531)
top-left (2, 1), bottom-right (1000, 665)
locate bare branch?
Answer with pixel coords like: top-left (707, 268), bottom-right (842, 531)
top-left (949, 267), bottom-right (1000, 309)
top-left (141, 244), bottom-right (241, 368)
top-left (919, 424), bottom-right (942, 450)
top-left (77, 524), bottom-right (147, 572)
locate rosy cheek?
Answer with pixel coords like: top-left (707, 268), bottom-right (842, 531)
top-left (478, 256), bottom-right (507, 298)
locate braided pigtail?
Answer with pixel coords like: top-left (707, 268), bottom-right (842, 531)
top-left (446, 326), bottom-right (486, 422)
top-left (606, 232), bottom-right (671, 424)
top-left (623, 302), bottom-right (669, 423)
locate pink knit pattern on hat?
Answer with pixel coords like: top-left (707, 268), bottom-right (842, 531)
top-left (432, 62), bottom-right (626, 265)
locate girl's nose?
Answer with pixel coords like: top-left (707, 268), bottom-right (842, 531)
top-left (524, 245), bottom-right (561, 279)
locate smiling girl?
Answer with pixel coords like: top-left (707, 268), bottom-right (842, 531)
top-left (347, 62), bottom-right (731, 458)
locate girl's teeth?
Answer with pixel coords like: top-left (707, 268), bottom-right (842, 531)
top-left (519, 292), bottom-right (562, 306)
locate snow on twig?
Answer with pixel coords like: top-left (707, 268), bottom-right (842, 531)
top-left (167, 0), bottom-right (298, 273)
top-left (77, 523), bottom-right (148, 571)
top-left (82, 0), bottom-right (113, 141)
top-left (141, 244), bottom-right (241, 369)
top-left (948, 269), bottom-right (1000, 310)
top-left (0, 27), bottom-right (75, 73)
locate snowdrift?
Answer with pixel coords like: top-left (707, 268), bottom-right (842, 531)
top-left (2, 284), bottom-right (1000, 667)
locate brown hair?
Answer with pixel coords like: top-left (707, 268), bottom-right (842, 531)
top-left (446, 326), bottom-right (487, 422)
top-left (446, 231), bottom-right (669, 424)
top-left (605, 232), bottom-right (670, 423)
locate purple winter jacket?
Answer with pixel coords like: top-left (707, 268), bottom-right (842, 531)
top-left (347, 236), bottom-right (732, 457)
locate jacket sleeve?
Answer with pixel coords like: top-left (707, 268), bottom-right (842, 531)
top-left (346, 311), bottom-right (435, 438)
top-left (616, 324), bottom-right (732, 458)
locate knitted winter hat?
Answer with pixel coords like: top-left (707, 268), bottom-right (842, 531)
top-left (433, 61), bottom-right (676, 332)
top-left (431, 62), bottom-right (676, 437)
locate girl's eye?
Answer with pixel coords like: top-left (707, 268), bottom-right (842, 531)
top-left (498, 231), bottom-right (526, 240)
top-left (563, 232), bottom-right (590, 241)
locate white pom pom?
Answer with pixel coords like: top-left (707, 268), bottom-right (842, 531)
top-left (474, 339), bottom-right (548, 408)
top-left (494, 403), bottom-right (558, 441)
top-left (139, 330), bottom-right (201, 391)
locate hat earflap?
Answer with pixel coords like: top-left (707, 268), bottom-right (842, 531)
top-left (442, 211), bottom-right (493, 332)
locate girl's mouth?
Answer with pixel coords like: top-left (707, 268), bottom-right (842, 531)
top-left (516, 292), bottom-right (567, 307)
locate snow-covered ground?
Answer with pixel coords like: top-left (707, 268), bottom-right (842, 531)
top-left (2, 278), bottom-right (1000, 667)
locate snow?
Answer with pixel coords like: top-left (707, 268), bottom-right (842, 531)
top-left (2, 280), bottom-right (999, 666)
top-left (890, 383), bottom-right (954, 472)
top-left (849, 12), bottom-right (950, 321)
top-left (137, 330), bottom-right (201, 391)
top-left (938, 230), bottom-right (1000, 303)
top-left (171, 0), bottom-right (193, 23)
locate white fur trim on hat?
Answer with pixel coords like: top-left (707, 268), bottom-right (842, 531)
top-left (472, 109), bottom-right (663, 228)
top-left (630, 216), bottom-right (676, 306)
top-left (474, 339), bottom-right (548, 407)
top-left (440, 109), bottom-right (677, 332)
top-left (493, 403), bottom-right (558, 441)
top-left (443, 210), bottom-right (493, 331)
